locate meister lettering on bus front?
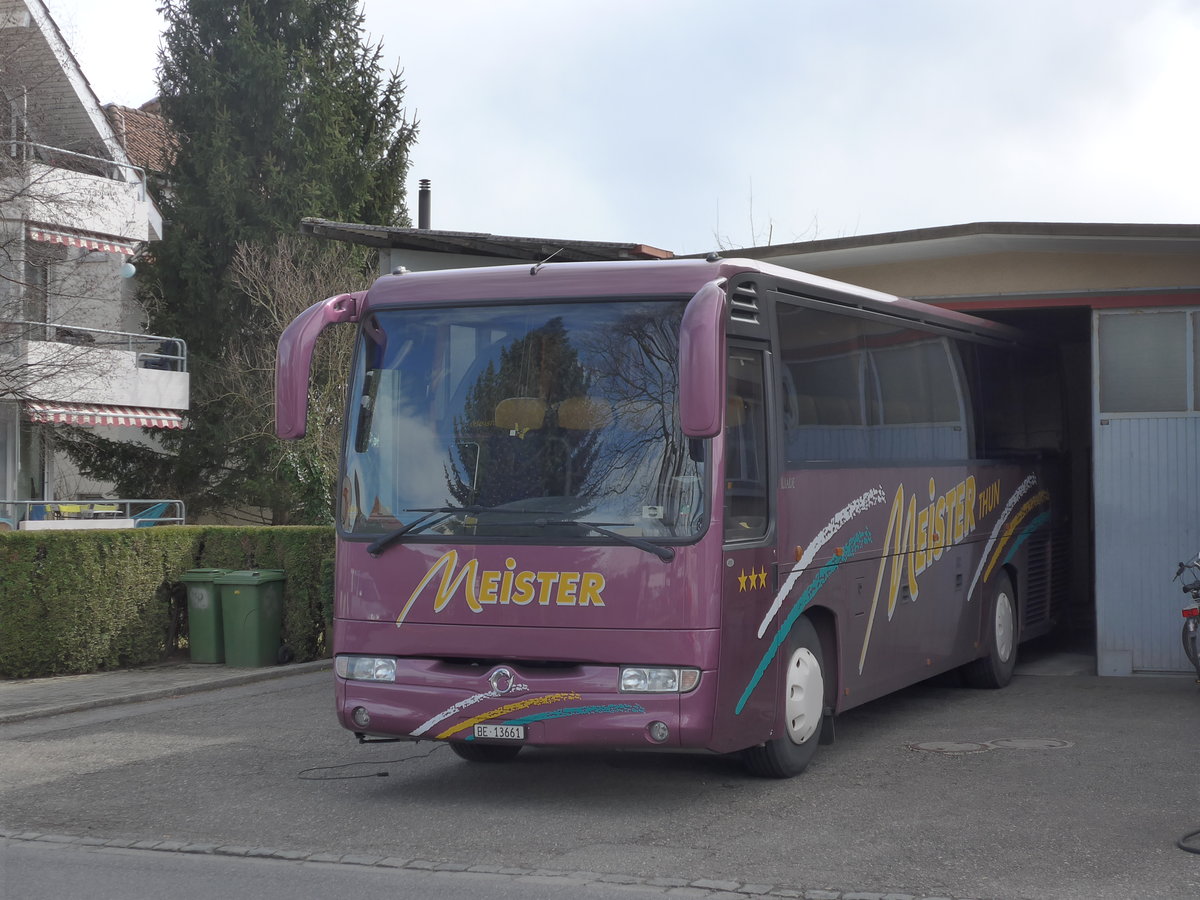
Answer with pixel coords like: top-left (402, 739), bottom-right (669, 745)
top-left (395, 550), bottom-right (606, 626)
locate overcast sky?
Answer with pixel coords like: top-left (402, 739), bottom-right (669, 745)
top-left (43, 0), bottom-right (1200, 255)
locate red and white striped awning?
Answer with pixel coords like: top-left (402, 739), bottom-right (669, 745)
top-left (24, 401), bottom-right (184, 429)
top-left (27, 227), bottom-right (137, 256)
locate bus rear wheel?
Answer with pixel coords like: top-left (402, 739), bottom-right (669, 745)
top-left (962, 571), bottom-right (1018, 689)
top-left (449, 741), bottom-right (522, 763)
top-left (742, 616), bottom-right (825, 778)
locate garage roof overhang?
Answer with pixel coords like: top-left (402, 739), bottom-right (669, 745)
top-left (299, 218), bottom-right (674, 264)
top-left (691, 221), bottom-right (1200, 271)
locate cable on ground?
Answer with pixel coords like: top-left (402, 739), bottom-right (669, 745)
top-left (297, 744), bottom-right (444, 780)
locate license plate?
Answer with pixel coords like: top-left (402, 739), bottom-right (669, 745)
top-left (473, 723), bottom-right (524, 741)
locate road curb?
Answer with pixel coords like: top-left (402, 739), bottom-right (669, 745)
top-left (0, 659), bottom-right (332, 725)
top-left (0, 827), bottom-right (984, 900)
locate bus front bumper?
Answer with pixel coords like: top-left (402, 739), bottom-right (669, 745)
top-left (334, 659), bottom-right (717, 750)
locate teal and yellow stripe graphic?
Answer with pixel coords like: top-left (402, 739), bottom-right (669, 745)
top-left (736, 530), bottom-right (871, 714)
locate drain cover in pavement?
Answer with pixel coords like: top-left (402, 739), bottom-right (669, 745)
top-left (909, 738), bottom-right (1074, 754)
top-left (908, 741), bottom-right (990, 754)
top-left (986, 738), bottom-right (1073, 750)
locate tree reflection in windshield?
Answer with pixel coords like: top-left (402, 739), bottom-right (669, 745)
top-left (343, 299), bottom-right (705, 541)
top-left (448, 317), bottom-right (601, 508)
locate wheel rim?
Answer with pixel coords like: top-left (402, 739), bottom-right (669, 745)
top-left (995, 589), bottom-right (1015, 662)
top-left (783, 646), bottom-right (823, 745)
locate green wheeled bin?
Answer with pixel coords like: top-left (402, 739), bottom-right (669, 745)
top-left (181, 568), bottom-right (230, 664)
top-left (215, 569), bottom-right (287, 667)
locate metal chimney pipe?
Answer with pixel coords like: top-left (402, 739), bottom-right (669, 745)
top-left (418, 179), bottom-right (431, 229)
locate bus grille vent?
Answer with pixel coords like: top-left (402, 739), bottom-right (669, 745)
top-left (1022, 535), bottom-right (1051, 628)
top-left (729, 284), bottom-right (759, 324)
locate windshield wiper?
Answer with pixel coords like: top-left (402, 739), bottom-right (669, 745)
top-left (366, 505), bottom-right (496, 557)
top-left (529, 517), bottom-right (675, 563)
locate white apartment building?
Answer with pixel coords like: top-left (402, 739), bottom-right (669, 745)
top-left (0, 0), bottom-right (187, 528)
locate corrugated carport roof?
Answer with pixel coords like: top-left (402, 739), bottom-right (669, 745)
top-left (299, 218), bottom-right (674, 263)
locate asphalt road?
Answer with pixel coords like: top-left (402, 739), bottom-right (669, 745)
top-left (2, 661), bottom-right (1199, 899)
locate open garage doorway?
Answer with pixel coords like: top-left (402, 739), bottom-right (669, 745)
top-left (967, 305), bottom-right (1095, 662)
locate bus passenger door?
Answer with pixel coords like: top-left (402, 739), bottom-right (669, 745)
top-left (715, 346), bottom-right (780, 747)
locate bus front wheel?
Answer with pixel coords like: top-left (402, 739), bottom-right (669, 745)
top-left (449, 742), bottom-right (522, 763)
top-left (742, 616), bottom-right (825, 778)
top-left (962, 571), bottom-right (1018, 689)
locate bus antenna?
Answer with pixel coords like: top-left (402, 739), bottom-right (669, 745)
top-left (530, 248), bottom-right (564, 275)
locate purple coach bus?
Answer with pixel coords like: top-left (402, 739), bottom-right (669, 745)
top-left (276, 257), bottom-right (1064, 777)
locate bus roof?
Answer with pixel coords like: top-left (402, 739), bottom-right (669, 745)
top-left (362, 257), bottom-right (1030, 346)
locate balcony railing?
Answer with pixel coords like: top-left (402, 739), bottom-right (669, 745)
top-left (0, 499), bottom-right (185, 531)
top-left (7, 320), bottom-right (187, 372)
top-left (4, 140), bottom-right (146, 198)
top-left (2, 320), bottom-right (190, 410)
top-left (4, 140), bottom-right (152, 241)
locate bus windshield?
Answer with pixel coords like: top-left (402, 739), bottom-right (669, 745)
top-left (341, 297), bottom-right (705, 542)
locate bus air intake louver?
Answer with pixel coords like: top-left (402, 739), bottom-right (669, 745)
top-left (730, 284), bottom-right (759, 324)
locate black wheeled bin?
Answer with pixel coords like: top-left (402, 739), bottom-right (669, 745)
top-left (214, 569), bottom-right (287, 667)
top-left (180, 568), bottom-right (230, 664)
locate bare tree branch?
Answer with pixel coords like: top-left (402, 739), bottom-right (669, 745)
top-left (222, 234), bottom-right (371, 522)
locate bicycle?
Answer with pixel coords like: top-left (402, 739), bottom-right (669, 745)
top-left (1172, 553), bottom-right (1200, 684)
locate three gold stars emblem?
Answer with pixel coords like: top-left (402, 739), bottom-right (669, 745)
top-left (737, 567), bottom-right (769, 592)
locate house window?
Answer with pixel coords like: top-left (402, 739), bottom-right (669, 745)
top-left (1098, 311), bottom-right (1189, 413)
top-left (1, 88), bottom-right (21, 162)
top-left (22, 250), bottom-right (50, 340)
top-left (18, 419), bottom-right (45, 501)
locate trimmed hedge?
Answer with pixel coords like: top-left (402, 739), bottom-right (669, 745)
top-left (0, 526), bottom-right (334, 678)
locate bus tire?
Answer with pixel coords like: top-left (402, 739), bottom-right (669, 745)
top-left (449, 741), bottom-right (522, 763)
top-left (963, 571), bottom-right (1018, 689)
top-left (742, 616), bottom-right (825, 778)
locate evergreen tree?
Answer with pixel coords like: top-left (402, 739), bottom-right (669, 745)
top-left (66, 0), bottom-right (416, 523)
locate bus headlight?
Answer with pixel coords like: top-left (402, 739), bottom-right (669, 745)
top-left (619, 667), bottom-right (700, 693)
top-left (335, 655), bottom-right (397, 682)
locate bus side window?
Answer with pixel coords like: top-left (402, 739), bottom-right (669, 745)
top-left (725, 350), bottom-right (768, 541)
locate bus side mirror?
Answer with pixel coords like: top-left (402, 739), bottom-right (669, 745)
top-left (679, 281), bottom-right (727, 438)
top-left (276, 292), bottom-right (364, 439)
